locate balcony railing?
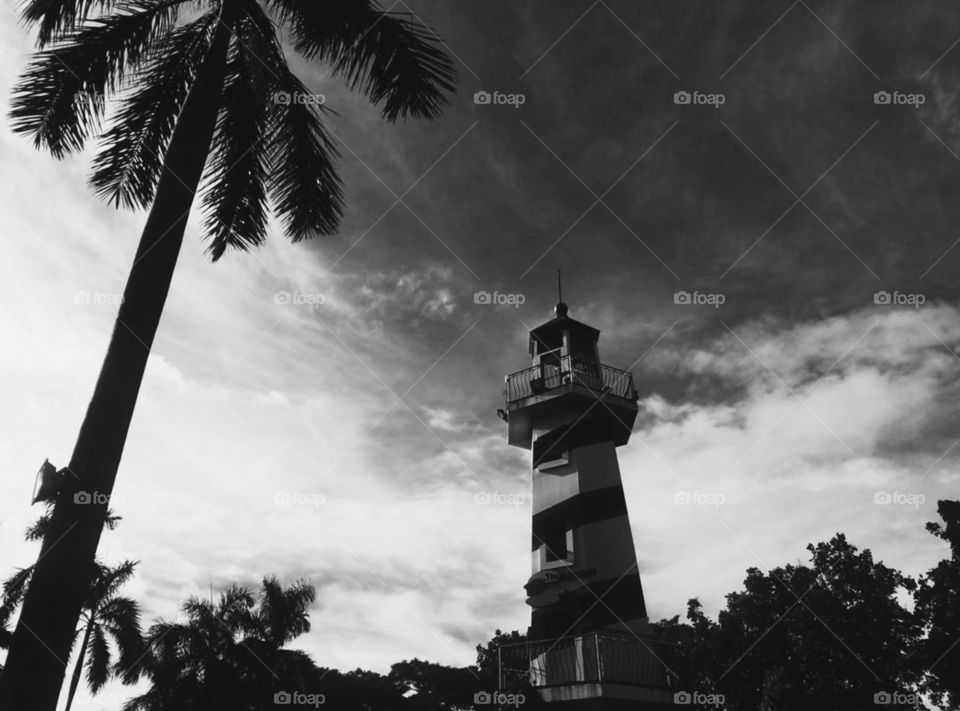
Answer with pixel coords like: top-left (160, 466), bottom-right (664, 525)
top-left (496, 633), bottom-right (683, 690)
top-left (505, 357), bottom-right (637, 404)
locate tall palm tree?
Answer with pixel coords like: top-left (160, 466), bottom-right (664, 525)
top-left (3, 1), bottom-right (455, 707)
top-left (126, 577), bottom-right (318, 710)
top-left (2, 559), bottom-right (143, 711)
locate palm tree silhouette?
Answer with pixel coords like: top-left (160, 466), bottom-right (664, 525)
top-left (4, 510), bottom-right (140, 709)
top-left (3, 559), bottom-right (143, 711)
top-left (3, 1), bottom-right (455, 705)
top-left (64, 561), bottom-right (144, 711)
top-left (125, 577), bottom-right (317, 710)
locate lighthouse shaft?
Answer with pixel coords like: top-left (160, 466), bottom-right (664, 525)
top-left (528, 435), bottom-right (648, 640)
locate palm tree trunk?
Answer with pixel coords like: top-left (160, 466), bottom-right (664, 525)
top-left (63, 622), bottom-right (92, 711)
top-left (0, 18), bottom-right (232, 711)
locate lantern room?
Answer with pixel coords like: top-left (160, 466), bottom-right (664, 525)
top-left (502, 302), bottom-right (639, 449)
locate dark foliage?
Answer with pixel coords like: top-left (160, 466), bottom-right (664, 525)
top-left (914, 500), bottom-right (960, 709)
top-left (11, 0), bottom-right (456, 260)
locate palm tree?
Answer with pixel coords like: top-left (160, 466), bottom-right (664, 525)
top-left (126, 577), bottom-right (317, 710)
top-left (3, 1), bottom-right (455, 706)
top-left (2, 559), bottom-right (143, 711)
top-left (65, 561), bottom-right (144, 711)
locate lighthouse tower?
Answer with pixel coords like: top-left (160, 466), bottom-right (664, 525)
top-left (500, 300), bottom-right (677, 708)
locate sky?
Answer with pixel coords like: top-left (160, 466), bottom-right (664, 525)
top-left (2, 0), bottom-right (960, 708)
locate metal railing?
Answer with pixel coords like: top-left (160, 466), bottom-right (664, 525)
top-left (504, 357), bottom-right (637, 404)
top-left (497, 633), bottom-right (683, 690)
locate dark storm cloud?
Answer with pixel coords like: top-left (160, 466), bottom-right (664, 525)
top-left (296, 0), bottom-right (960, 433)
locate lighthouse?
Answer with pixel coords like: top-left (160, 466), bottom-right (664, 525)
top-left (500, 299), bottom-right (678, 708)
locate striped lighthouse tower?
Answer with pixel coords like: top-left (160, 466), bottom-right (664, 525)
top-left (501, 298), bottom-right (677, 709)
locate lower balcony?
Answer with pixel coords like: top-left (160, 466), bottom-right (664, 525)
top-left (496, 632), bottom-right (685, 708)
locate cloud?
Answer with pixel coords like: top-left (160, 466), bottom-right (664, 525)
top-left (620, 304), bottom-right (960, 620)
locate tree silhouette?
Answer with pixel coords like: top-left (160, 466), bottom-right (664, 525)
top-left (914, 499), bottom-right (960, 709)
top-left (3, 1), bottom-right (455, 705)
top-left (125, 577), bottom-right (318, 710)
top-left (3, 559), bottom-right (143, 711)
top-left (388, 658), bottom-right (480, 710)
top-left (65, 561), bottom-right (144, 711)
top-left (656, 535), bottom-right (922, 710)
top-left (3, 512), bottom-right (141, 711)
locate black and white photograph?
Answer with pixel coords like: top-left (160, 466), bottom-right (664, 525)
top-left (0, 1), bottom-right (959, 709)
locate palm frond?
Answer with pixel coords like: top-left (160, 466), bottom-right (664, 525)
top-left (0, 604), bottom-right (14, 650)
top-left (184, 596), bottom-right (210, 616)
top-left (85, 623), bottom-right (112, 692)
top-left (266, 0), bottom-right (456, 120)
top-left (256, 576), bottom-right (315, 645)
top-left (17, 0), bottom-right (455, 269)
top-left (90, 559), bottom-right (138, 602)
top-left (98, 596), bottom-right (142, 634)
top-left (21, 0), bottom-right (112, 47)
top-left (199, 15), bottom-right (270, 261)
top-left (216, 585), bottom-right (255, 634)
top-left (24, 504), bottom-right (54, 541)
top-left (90, 10), bottom-right (217, 208)
top-left (98, 596), bottom-right (144, 684)
top-left (10, 0), bottom-right (186, 157)
top-left (240, 2), bottom-right (343, 244)
top-left (2, 566), bottom-right (35, 609)
top-left (139, 619), bottom-right (180, 673)
top-left (26, 506), bottom-right (120, 541)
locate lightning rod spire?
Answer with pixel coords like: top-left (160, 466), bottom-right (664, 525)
top-left (555, 269), bottom-right (568, 317)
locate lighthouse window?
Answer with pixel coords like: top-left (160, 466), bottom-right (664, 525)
top-left (537, 346), bottom-right (562, 368)
top-left (544, 527), bottom-right (574, 564)
top-left (569, 333), bottom-right (595, 362)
